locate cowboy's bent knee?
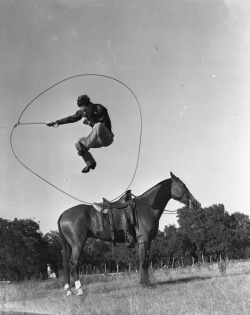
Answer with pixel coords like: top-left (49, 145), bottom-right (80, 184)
top-left (74, 139), bottom-right (85, 151)
top-left (74, 140), bottom-right (80, 150)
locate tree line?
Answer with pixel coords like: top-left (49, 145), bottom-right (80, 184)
top-left (0, 218), bottom-right (62, 280)
top-left (0, 203), bottom-right (250, 280)
top-left (152, 204), bottom-right (250, 268)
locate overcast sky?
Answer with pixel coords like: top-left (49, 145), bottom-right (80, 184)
top-left (1, 0), bottom-right (250, 233)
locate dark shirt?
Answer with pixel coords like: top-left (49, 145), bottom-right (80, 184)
top-left (56, 103), bottom-right (113, 133)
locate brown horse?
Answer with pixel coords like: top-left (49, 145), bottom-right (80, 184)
top-left (58, 172), bottom-right (199, 295)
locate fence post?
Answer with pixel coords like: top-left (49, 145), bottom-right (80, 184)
top-left (172, 257), bottom-right (175, 269)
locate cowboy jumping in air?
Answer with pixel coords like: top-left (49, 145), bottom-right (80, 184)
top-left (46, 95), bottom-right (114, 173)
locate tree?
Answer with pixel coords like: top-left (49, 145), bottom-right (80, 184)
top-left (150, 231), bottom-right (167, 267)
top-left (231, 212), bottom-right (250, 259)
top-left (43, 230), bottom-right (63, 277)
top-left (0, 218), bottom-right (46, 280)
top-left (177, 206), bottom-right (200, 263)
top-left (177, 204), bottom-right (241, 262)
top-left (202, 204), bottom-right (236, 260)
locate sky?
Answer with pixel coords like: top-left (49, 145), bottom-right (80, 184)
top-left (1, 0), bottom-right (250, 234)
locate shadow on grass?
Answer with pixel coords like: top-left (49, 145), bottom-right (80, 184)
top-left (157, 275), bottom-right (212, 286)
top-left (0, 312), bottom-right (47, 315)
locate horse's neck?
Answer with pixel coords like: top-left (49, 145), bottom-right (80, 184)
top-left (138, 179), bottom-right (172, 213)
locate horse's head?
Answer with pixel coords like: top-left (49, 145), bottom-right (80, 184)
top-left (170, 172), bottom-right (199, 209)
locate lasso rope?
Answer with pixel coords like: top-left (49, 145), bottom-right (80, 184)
top-left (10, 74), bottom-right (142, 205)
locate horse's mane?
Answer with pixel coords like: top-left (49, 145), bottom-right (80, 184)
top-left (137, 178), bottom-right (172, 199)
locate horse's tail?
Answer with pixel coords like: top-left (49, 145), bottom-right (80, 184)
top-left (58, 213), bottom-right (71, 286)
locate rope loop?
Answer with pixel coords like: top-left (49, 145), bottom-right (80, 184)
top-left (10, 74), bottom-right (142, 205)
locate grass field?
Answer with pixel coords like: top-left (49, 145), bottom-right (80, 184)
top-left (1, 260), bottom-right (250, 315)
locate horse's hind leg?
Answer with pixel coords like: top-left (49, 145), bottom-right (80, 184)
top-left (70, 241), bottom-right (86, 296)
top-left (64, 242), bottom-right (72, 295)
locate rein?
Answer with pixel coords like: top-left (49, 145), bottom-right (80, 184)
top-left (131, 194), bottom-right (178, 214)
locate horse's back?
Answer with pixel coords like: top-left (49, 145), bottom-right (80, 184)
top-left (59, 204), bottom-right (92, 243)
top-left (60, 204), bottom-right (91, 224)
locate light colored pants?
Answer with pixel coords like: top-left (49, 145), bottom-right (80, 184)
top-left (74, 122), bottom-right (114, 166)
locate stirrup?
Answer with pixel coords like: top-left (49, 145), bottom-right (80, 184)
top-left (126, 235), bottom-right (135, 248)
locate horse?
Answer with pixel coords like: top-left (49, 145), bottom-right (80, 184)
top-left (58, 172), bottom-right (199, 295)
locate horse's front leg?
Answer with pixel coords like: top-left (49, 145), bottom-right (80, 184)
top-left (138, 242), bottom-right (151, 286)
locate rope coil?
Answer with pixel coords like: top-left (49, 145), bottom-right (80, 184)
top-left (10, 74), bottom-right (142, 205)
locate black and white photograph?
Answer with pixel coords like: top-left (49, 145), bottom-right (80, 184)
top-left (0, 0), bottom-right (250, 314)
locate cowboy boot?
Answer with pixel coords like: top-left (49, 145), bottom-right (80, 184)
top-left (77, 143), bottom-right (97, 173)
top-left (77, 142), bottom-right (88, 156)
top-left (81, 161), bottom-right (97, 173)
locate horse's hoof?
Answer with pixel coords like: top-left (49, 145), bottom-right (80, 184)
top-left (66, 289), bottom-right (73, 296)
top-left (64, 284), bottom-right (70, 291)
top-left (140, 282), bottom-right (155, 289)
top-left (76, 288), bottom-right (84, 296)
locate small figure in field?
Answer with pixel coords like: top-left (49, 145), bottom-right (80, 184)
top-left (46, 95), bottom-right (114, 173)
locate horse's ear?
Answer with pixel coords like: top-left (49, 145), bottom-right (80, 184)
top-left (170, 172), bottom-right (178, 181)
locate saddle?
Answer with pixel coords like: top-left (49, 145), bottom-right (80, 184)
top-left (92, 191), bottom-right (137, 247)
top-left (93, 190), bottom-right (134, 213)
